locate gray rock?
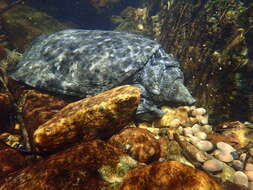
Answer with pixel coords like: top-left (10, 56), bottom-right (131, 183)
top-left (8, 29), bottom-right (195, 121)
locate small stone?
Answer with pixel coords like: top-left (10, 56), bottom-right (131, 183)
top-left (196, 115), bottom-right (208, 125)
top-left (202, 124), bottom-right (213, 133)
top-left (245, 170), bottom-right (253, 181)
top-left (195, 131), bottom-right (207, 140)
top-left (170, 118), bottom-right (181, 128)
top-left (191, 124), bottom-right (201, 134)
top-left (196, 140), bottom-right (213, 152)
top-left (215, 152), bottom-right (234, 163)
top-left (177, 126), bottom-right (183, 135)
top-left (230, 151), bottom-right (239, 160)
top-left (203, 159), bottom-right (224, 172)
top-left (246, 163), bottom-right (253, 171)
top-left (233, 171), bottom-right (248, 187)
top-left (191, 108), bottom-right (206, 116)
top-left (190, 136), bottom-right (200, 145)
top-left (240, 153), bottom-right (247, 162)
top-left (216, 142), bottom-right (235, 153)
top-left (231, 160), bottom-right (244, 171)
top-left (183, 127), bottom-right (193, 137)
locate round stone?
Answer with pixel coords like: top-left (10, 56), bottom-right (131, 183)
top-left (202, 124), bottom-right (213, 133)
top-left (196, 115), bottom-right (208, 125)
top-left (191, 124), bottom-right (201, 134)
top-left (191, 108), bottom-right (206, 116)
top-left (245, 170), bottom-right (253, 182)
top-left (190, 136), bottom-right (200, 145)
top-left (195, 131), bottom-right (207, 140)
top-left (184, 127), bottom-right (193, 137)
top-left (231, 160), bottom-right (244, 171)
top-left (246, 163), bottom-right (253, 171)
top-left (196, 140), bottom-right (213, 152)
top-left (216, 142), bottom-right (235, 153)
top-left (233, 171), bottom-right (248, 187)
top-left (203, 159), bottom-right (224, 172)
top-left (215, 152), bottom-right (234, 163)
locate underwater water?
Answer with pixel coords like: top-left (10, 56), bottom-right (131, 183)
top-left (0, 0), bottom-right (252, 189)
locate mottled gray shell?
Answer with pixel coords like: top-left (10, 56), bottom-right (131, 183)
top-left (8, 29), bottom-right (161, 97)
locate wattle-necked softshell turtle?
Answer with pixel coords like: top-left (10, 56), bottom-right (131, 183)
top-left (8, 29), bottom-right (195, 121)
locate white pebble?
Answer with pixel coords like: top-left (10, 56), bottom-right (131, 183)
top-left (245, 170), bottom-right (253, 182)
top-left (191, 124), bottom-right (201, 134)
top-left (177, 126), bottom-right (183, 135)
top-left (195, 131), bottom-right (207, 140)
top-left (190, 136), bottom-right (200, 145)
top-left (203, 159), bottom-right (224, 172)
top-left (184, 127), bottom-right (193, 137)
top-left (231, 160), bottom-right (244, 171)
top-left (192, 108), bottom-right (206, 116)
top-left (216, 142), bottom-right (235, 153)
top-left (196, 140), bottom-right (213, 152)
top-left (196, 115), bottom-right (208, 125)
top-left (246, 163), bottom-right (253, 171)
top-left (202, 124), bottom-right (213, 133)
top-left (215, 152), bottom-right (234, 163)
top-left (170, 118), bottom-right (181, 128)
top-left (240, 153), bottom-right (247, 162)
top-left (233, 171), bottom-right (248, 187)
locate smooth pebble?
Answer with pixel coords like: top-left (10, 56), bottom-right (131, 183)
top-left (191, 124), bottom-right (201, 134)
top-left (196, 140), bottom-right (213, 152)
top-left (246, 163), bottom-right (253, 171)
top-left (196, 115), bottom-right (208, 125)
top-left (190, 136), bottom-right (200, 145)
top-left (183, 127), bottom-right (193, 137)
top-left (215, 152), bottom-right (234, 163)
top-left (203, 159), bottom-right (224, 172)
top-left (195, 131), bottom-right (207, 140)
top-left (202, 124), bottom-right (213, 133)
top-left (191, 108), bottom-right (206, 116)
top-left (216, 142), bottom-right (235, 153)
top-left (231, 160), bottom-right (244, 171)
top-left (245, 170), bottom-right (253, 181)
top-left (233, 171), bottom-right (248, 187)
top-left (240, 153), bottom-right (247, 162)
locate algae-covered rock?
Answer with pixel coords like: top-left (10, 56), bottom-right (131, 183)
top-left (109, 127), bottom-right (160, 163)
top-left (33, 85), bottom-right (140, 151)
top-left (0, 140), bottom-right (139, 190)
top-left (120, 161), bottom-right (224, 190)
top-left (1, 5), bottom-right (69, 51)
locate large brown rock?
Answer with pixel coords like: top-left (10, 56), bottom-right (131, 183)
top-left (120, 161), bottom-right (224, 190)
top-left (109, 127), bottom-right (160, 163)
top-left (0, 142), bottom-right (28, 178)
top-left (33, 85), bottom-right (140, 151)
top-left (0, 92), bottom-right (13, 129)
top-left (0, 140), bottom-right (139, 190)
top-left (20, 90), bottom-right (69, 145)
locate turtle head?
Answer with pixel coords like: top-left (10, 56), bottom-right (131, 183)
top-left (156, 65), bottom-right (196, 105)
